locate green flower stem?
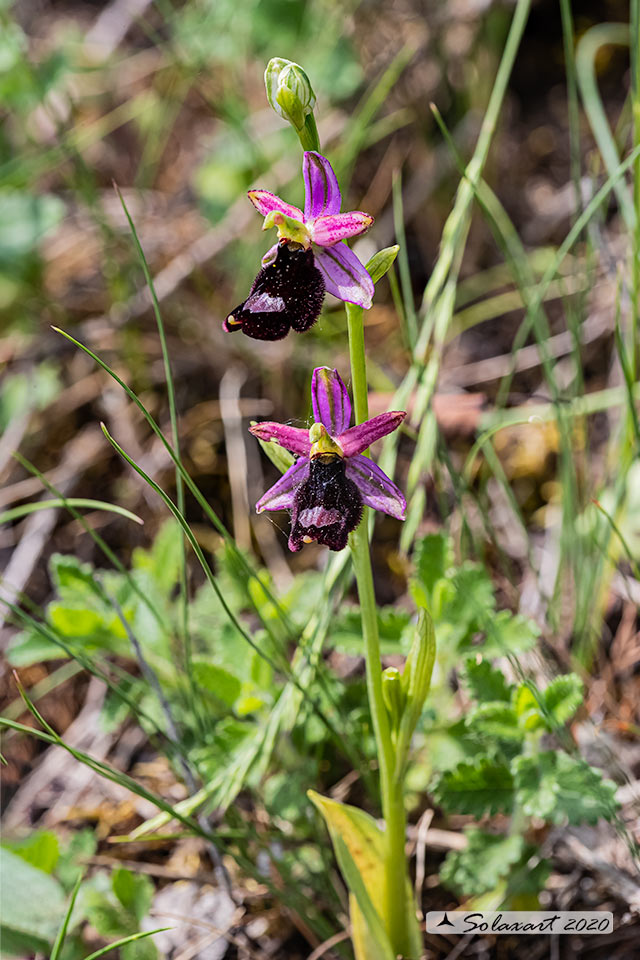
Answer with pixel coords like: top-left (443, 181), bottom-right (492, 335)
top-left (298, 112), bottom-right (321, 152)
top-left (346, 301), bottom-right (412, 956)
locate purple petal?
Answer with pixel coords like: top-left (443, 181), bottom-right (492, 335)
top-left (249, 421), bottom-right (311, 456)
top-left (248, 189), bottom-right (303, 222)
top-left (303, 152), bottom-right (341, 220)
top-left (256, 458), bottom-right (309, 513)
top-left (345, 454), bottom-right (406, 520)
top-left (312, 212), bottom-right (374, 246)
top-left (314, 244), bottom-right (375, 309)
top-left (311, 367), bottom-right (351, 436)
top-left (337, 411), bottom-right (405, 457)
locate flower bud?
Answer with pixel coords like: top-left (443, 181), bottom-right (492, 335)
top-left (265, 58), bottom-right (316, 132)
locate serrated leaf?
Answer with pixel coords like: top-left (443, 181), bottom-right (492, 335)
top-left (431, 756), bottom-right (514, 816)
top-left (465, 702), bottom-right (523, 741)
top-left (513, 683), bottom-right (544, 732)
top-left (542, 674), bottom-right (583, 727)
top-left (464, 659), bottom-right (512, 703)
top-left (440, 829), bottom-right (525, 896)
top-left (513, 752), bottom-right (619, 824)
top-left (192, 661), bottom-right (241, 706)
top-left (478, 611), bottom-right (540, 658)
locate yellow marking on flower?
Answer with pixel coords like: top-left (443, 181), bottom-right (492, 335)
top-left (309, 422), bottom-right (343, 459)
top-left (262, 210), bottom-right (311, 249)
top-left (225, 314), bottom-right (242, 326)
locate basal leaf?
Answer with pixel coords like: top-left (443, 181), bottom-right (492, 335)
top-left (412, 533), bottom-right (450, 599)
top-left (0, 847), bottom-right (66, 952)
top-left (112, 868), bottom-right (153, 925)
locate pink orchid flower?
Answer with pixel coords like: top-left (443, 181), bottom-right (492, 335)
top-left (224, 152), bottom-right (375, 341)
top-left (250, 367), bottom-right (405, 551)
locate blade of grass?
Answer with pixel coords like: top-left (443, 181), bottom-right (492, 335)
top-left (0, 499), bottom-right (143, 526)
top-left (82, 929), bottom-right (171, 960)
top-left (51, 874), bottom-right (83, 960)
top-left (114, 183), bottom-right (199, 732)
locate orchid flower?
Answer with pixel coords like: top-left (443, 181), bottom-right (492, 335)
top-left (250, 367), bottom-right (405, 551)
top-left (224, 152), bottom-right (375, 340)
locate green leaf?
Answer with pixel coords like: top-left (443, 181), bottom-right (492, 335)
top-left (3, 829), bottom-right (59, 873)
top-left (48, 604), bottom-right (108, 639)
top-left (112, 868), bottom-right (153, 926)
top-left (440, 829), bottom-right (525, 896)
top-left (431, 756), bottom-right (515, 816)
top-left (478, 611), bottom-right (540, 658)
top-left (7, 630), bottom-right (69, 666)
top-left (366, 245), bottom-right (399, 284)
top-left (57, 829), bottom-right (97, 891)
top-left (50, 554), bottom-right (101, 600)
top-left (396, 608), bottom-right (436, 763)
top-left (542, 674), bottom-right (584, 727)
top-left (308, 792), bottom-right (396, 960)
top-left (132, 519), bottom-right (182, 593)
top-left (192, 661), bottom-right (241, 706)
top-left (411, 533), bottom-right (450, 600)
top-left (331, 606), bottom-right (411, 655)
top-left (464, 658), bottom-right (512, 703)
top-left (0, 847), bottom-right (66, 953)
top-left (513, 752), bottom-right (619, 824)
top-left (465, 702), bottom-right (523, 741)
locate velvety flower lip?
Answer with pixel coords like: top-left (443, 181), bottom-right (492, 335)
top-left (247, 151), bottom-right (375, 310)
top-left (224, 242), bottom-right (325, 340)
top-left (250, 367), bottom-right (406, 551)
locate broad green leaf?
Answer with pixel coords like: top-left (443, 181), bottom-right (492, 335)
top-left (48, 604), bottom-right (107, 638)
top-left (112, 868), bottom-right (153, 925)
top-left (464, 658), bottom-right (512, 703)
top-left (50, 554), bottom-right (101, 600)
top-left (431, 756), bottom-right (514, 816)
top-left (3, 829), bottom-right (59, 873)
top-left (440, 829), bottom-right (525, 896)
top-left (513, 752), bottom-right (619, 824)
top-left (192, 661), bottom-right (241, 706)
top-left (7, 630), bottom-right (69, 666)
top-left (0, 847), bottom-right (66, 953)
top-left (308, 792), bottom-right (390, 958)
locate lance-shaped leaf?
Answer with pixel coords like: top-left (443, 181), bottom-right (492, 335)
top-left (395, 607), bottom-right (436, 772)
top-left (365, 244), bottom-right (400, 284)
top-left (308, 792), bottom-right (392, 959)
top-left (308, 791), bottom-right (421, 960)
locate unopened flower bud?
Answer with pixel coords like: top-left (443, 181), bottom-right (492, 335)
top-left (265, 58), bottom-right (316, 132)
top-left (382, 666), bottom-right (404, 733)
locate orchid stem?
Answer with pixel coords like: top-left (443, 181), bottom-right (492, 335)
top-left (346, 301), bottom-right (412, 956)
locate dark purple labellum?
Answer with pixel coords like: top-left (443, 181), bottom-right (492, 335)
top-left (289, 455), bottom-right (362, 552)
top-left (224, 241), bottom-right (325, 341)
